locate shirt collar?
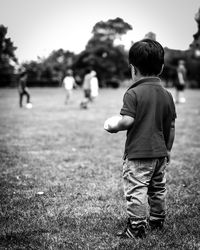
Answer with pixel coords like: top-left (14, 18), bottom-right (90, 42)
top-left (128, 77), bottom-right (162, 90)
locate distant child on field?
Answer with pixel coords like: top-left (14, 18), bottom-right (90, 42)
top-left (90, 70), bottom-right (99, 101)
top-left (18, 71), bottom-right (31, 108)
top-left (80, 69), bottom-right (99, 109)
top-left (63, 70), bottom-right (76, 104)
top-left (104, 39), bottom-right (176, 239)
top-left (174, 60), bottom-right (187, 104)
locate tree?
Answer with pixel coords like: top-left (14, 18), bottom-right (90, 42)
top-left (88, 17), bottom-right (132, 46)
top-left (190, 8), bottom-right (200, 54)
top-left (20, 18), bottom-right (132, 88)
top-left (0, 25), bottom-right (17, 87)
top-left (22, 49), bottom-right (76, 87)
top-left (74, 17), bottom-right (132, 87)
top-left (186, 8), bottom-right (200, 88)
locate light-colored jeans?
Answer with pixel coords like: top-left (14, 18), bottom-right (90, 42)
top-left (123, 157), bottom-right (167, 229)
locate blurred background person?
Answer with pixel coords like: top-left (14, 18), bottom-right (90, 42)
top-left (18, 71), bottom-right (32, 108)
top-left (174, 60), bottom-right (187, 104)
top-left (90, 70), bottom-right (99, 101)
top-left (62, 69), bottom-right (76, 104)
top-left (80, 68), bottom-right (93, 109)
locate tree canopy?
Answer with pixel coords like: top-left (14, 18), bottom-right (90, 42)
top-left (0, 25), bottom-right (17, 86)
top-left (2, 12), bottom-right (200, 88)
top-left (22, 49), bottom-right (76, 87)
top-left (74, 17), bottom-right (132, 87)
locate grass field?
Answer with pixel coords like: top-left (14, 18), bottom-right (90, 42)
top-left (0, 87), bottom-right (200, 250)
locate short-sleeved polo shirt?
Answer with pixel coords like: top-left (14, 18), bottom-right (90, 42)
top-left (120, 77), bottom-right (176, 159)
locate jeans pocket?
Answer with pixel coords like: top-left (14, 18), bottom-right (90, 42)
top-left (127, 159), bottom-right (155, 183)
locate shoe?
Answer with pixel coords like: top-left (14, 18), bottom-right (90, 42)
top-left (149, 220), bottom-right (164, 230)
top-left (117, 221), bottom-right (146, 239)
top-left (80, 102), bottom-right (88, 109)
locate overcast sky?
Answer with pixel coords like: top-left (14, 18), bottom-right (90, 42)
top-left (1, 0), bottom-right (199, 62)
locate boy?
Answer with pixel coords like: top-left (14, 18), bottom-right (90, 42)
top-left (63, 69), bottom-right (76, 104)
top-left (18, 71), bottom-right (31, 108)
top-left (80, 69), bottom-right (98, 109)
top-left (90, 70), bottom-right (99, 101)
top-left (174, 60), bottom-right (187, 103)
top-left (104, 39), bottom-right (176, 239)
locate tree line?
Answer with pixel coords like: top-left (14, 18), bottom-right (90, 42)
top-left (1, 14), bottom-right (200, 88)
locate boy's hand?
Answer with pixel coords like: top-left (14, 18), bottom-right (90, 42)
top-left (104, 115), bottom-right (122, 133)
top-left (104, 115), bottom-right (134, 133)
top-left (166, 150), bottom-right (171, 164)
top-left (104, 124), bottom-right (118, 133)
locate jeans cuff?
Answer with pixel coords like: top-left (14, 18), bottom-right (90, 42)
top-left (150, 212), bottom-right (165, 221)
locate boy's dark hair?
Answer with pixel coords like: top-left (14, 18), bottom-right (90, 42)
top-left (66, 69), bottom-right (73, 76)
top-left (85, 68), bottom-right (92, 74)
top-left (129, 39), bottom-right (164, 76)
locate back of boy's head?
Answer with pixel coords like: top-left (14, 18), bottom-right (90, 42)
top-left (129, 39), bottom-right (164, 76)
top-left (85, 68), bottom-right (92, 75)
top-left (66, 69), bottom-right (73, 76)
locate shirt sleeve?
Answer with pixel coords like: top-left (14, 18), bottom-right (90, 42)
top-left (168, 91), bottom-right (177, 120)
top-left (120, 91), bottom-right (137, 118)
top-left (172, 101), bottom-right (177, 120)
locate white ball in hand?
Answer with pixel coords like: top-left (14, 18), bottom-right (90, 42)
top-left (104, 115), bottom-right (122, 130)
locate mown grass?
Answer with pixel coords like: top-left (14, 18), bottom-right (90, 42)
top-left (0, 87), bottom-right (200, 250)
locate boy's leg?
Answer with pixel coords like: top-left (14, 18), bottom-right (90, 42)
top-left (148, 157), bottom-right (167, 229)
top-left (121, 158), bottom-right (156, 238)
top-left (80, 90), bottom-right (90, 108)
top-left (179, 89), bottom-right (186, 103)
top-left (68, 89), bottom-right (72, 102)
top-left (19, 93), bottom-right (23, 107)
top-left (24, 90), bottom-right (30, 103)
top-left (65, 90), bottom-right (70, 104)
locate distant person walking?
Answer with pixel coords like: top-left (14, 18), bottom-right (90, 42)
top-left (90, 70), bottom-right (99, 101)
top-left (174, 60), bottom-right (187, 104)
top-left (18, 71), bottom-right (31, 108)
top-left (80, 69), bottom-right (98, 109)
top-left (62, 70), bottom-right (76, 104)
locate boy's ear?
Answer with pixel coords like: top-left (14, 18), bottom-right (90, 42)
top-left (130, 64), bottom-right (138, 78)
top-left (130, 64), bottom-right (135, 74)
top-left (159, 64), bottom-right (164, 75)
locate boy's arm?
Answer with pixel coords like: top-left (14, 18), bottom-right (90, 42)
top-left (104, 90), bottom-right (136, 133)
top-left (73, 77), bottom-right (78, 88)
top-left (178, 72), bottom-right (184, 84)
top-left (104, 115), bottom-right (134, 133)
top-left (62, 78), bottom-right (65, 87)
top-left (166, 120), bottom-right (175, 163)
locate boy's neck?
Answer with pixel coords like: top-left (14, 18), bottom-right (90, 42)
top-left (133, 74), bottom-right (159, 83)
